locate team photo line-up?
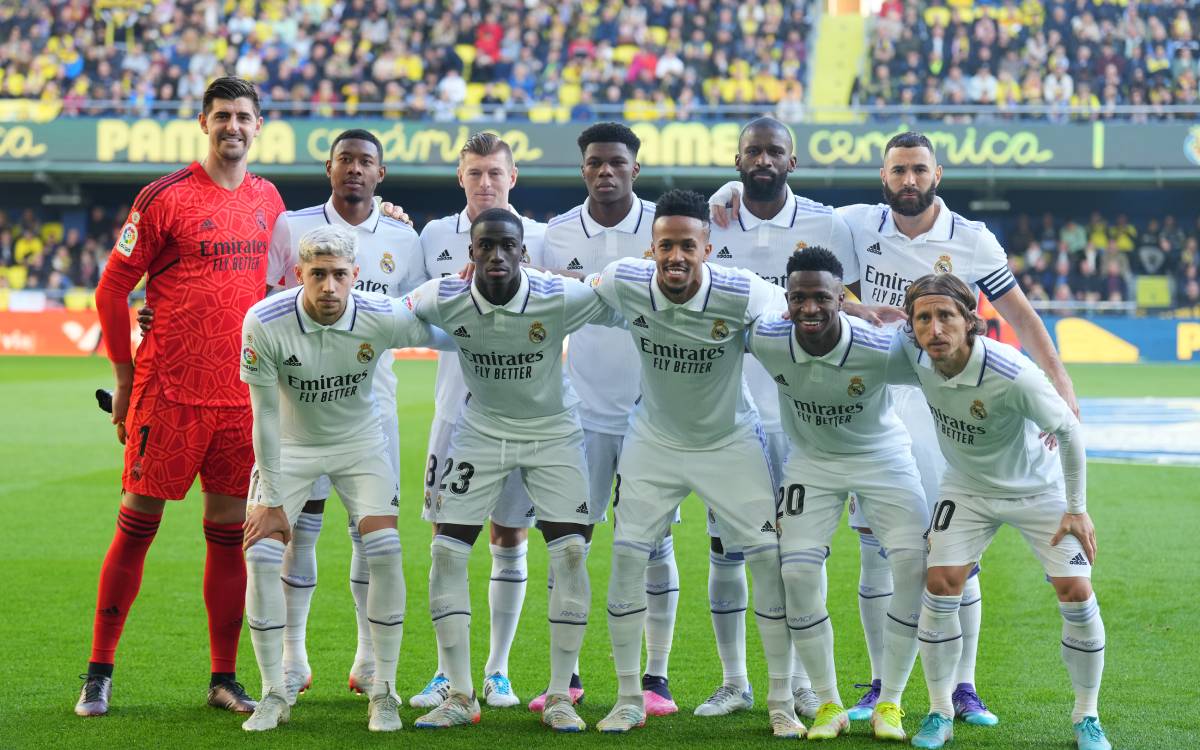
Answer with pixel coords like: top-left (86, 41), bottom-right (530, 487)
top-left (74, 76), bottom-right (1110, 750)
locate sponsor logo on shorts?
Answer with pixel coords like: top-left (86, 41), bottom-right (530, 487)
top-left (525, 506), bottom-right (536, 517)
top-left (711, 319), bottom-right (729, 340)
top-left (970, 400), bottom-right (988, 420)
top-left (117, 223), bottom-right (138, 256)
top-left (391, 494), bottom-right (399, 507)
top-left (934, 254), bottom-right (953, 274)
top-left (575, 501), bottom-right (589, 514)
top-left (380, 252), bottom-right (395, 273)
top-left (848, 376), bottom-right (866, 397)
top-left (632, 315), bottom-right (649, 329)
top-left (529, 321), bottom-right (547, 344)
top-left (1068, 552), bottom-right (1088, 566)
top-left (357, 343), bottom-right (375, 363)
top-left (567, 258), bottom-right (583, 270)
top-left (760, 520), bottom-right (776, 533)
top-left (866, 242), bottom-right (882, 255)
top-left (774, 373), bottom-right (788, 386)
top-left (716, 247), bottom-right (733, 259)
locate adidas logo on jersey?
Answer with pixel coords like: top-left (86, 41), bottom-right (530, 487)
top-left (575, 501), bottom-right (589, 514)
top-left (567, 258), bottom-right (584, 270)
top-left (1068, 552), bottom-right (1088, 566)
top-left (453, 326), bottom-right (470, 337)
top-left (283, 354), bottom-right (302, 366)
top-left (760, 521), bottom-right (776, 533)
top-left (716, 247), bottom-right (733, 259)
top-left (632, 315), bottom-right (649, 328)
top-left (866, 242), bottom-right (882, 255)
top-left (200, 218), bottom-right (216, 230)
top-left (437, 249), bottom-right (453, 261)
top-left (774, 374), bottom-right (788, 386)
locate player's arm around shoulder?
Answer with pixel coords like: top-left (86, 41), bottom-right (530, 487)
top-left (744, 269), bottom-right (786, 323)
top-left (882, 325), bottom-right (921, 386)
top-left (388, 294), bottom-right (456, 351)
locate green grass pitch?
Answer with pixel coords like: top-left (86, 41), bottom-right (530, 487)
top-left (0, 357), bottom-right (1195, 748)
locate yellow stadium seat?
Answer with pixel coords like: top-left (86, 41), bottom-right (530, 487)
top-left (0, 288), bottom-right (8, 311)
top-left (558, 83), bottom-right (581, 107)
top-left (7, 265), bottom-right (27, 290)
top-left (649, 26), bottom-right (668, 46)
top-left (1136, 276), bottom-right (1172, 308)
top-left (64, 288), bottom-right (91, 311)
top-left (613, 44), bottom-right (639, 66)
top-left (554, 105), bottom-right (571, 123)
top-left (492, 82), bottom-right (511, 101)
top-left (455, 44), bottom-right (477, 68)
top-left (457, 104), bottom-right (483, 121)
top-left (465, 82), bottom-right (486, 104)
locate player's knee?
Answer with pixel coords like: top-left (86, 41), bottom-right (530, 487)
top-left (780, 556), bottom-right (825, 616)
top-left (202, 492), bottom-right (247, 524)
top-left (925, 564), bottom-right (969, 596)
top-left (490, 521), bottom-right (527, 547)
top-left (246, 538), bottom-right (285, 569)
top-left (548, 535), bottom-right (590, 621)
top-left (1051, 576), bottom-right (1093, 602)
top-left (608, 544), bottom-right (649, 612)
top-left (884, 548), bottom-right (926, 624)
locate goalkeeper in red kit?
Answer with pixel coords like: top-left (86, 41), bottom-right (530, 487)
top-left (76, 77), bottom-right (288, 718)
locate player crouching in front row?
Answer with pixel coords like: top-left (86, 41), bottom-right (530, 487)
top-left (238, 225), bottom-right (455, 732)
top-left (900, 274), bottom-right (1112, 750)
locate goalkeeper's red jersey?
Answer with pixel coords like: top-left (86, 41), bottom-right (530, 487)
top-left (96, 161), bottom-right (287, 406)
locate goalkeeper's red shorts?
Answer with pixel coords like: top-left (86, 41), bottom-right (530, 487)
top-left (121, 379), bottom-right (253, 500)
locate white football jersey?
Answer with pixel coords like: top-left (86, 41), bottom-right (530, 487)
top-left (709, 186), bottom-right (855, 432)
top-left (543, 195), bottom-right (655, 434)
top-left (406, 268), bottom-right (618, 441)
top-left (419, 206), bottom-right (546, 419)
top-left (263, 197), bottom-right (426, 415)
top-left (748, 311), bottom-right (915, 453)
top-left (837, 197), bottom-right (1016, 308)
top-left (240, 288), bottom-right (437, 447)
top-left (902, 335), bottom-right (1076, 499)
top-left (590, 259), bottom-right (784, 449)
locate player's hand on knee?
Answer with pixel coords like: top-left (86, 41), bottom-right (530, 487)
top-left (378, 199), bottom-right (412, 226)
top-left (1051, 512), bottom-right (1096, 564)
top-left (244, 504), bottom-right (291, 550)
top-left (136, 305), bottom-right (155, 334)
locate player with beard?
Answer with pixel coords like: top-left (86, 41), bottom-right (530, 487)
top-left (702, 117), bottom-right (856, 721)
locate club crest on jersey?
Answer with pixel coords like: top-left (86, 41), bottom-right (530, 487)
top-left (848, 376), bottom-right (866, 397)
top-left (131, 458), bottom-right (143, 480)
top-left (643, 248), bottom-right (653, 259)
top-left (255, 209), bottom-right (267, 230)
top-left (521, 250), bottom-right (531, 264)
top-left (711, 319), bottom-right (729, 340)
top-left (934, 254), bottom-right (953, 274)
top-left (529, 321), bottom-right (547, 343)
top-left (242, 346), bottom-right (258, 367)
top-left (116, 223), bottom-right (138, 256)
top-left (970, 400), bottom-right (988, 420)
top-left (358, 343), bottom-right (375, 363)
top-left (795, 240), bottom-right (808, 251)
top-left (380, 252), bottom-right (395, 273)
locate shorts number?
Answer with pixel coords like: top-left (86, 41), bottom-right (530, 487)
top-left (438, 458), bottom-right (475, 495)
top-left (931, 500), bottom-right (956, 532)
top-left (776, 483), bottom-right (805, 518)
top-left (247, 468), bottom-right (259, 502)
top-left (425, 454), bottom-right (438, 489)
top-left (612, 474), bottom-right (622, 508)
top-left (138, 425), bottom-right (151, 457)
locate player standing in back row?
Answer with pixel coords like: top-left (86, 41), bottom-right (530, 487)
top-left (77, 76), bottom-right (286, 718)
top-left (540, 122), bottom-right (673, 714)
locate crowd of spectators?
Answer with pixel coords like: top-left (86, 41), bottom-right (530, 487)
top-left (0, 207), bottom-right (113, 299)
top-left (0, 0), bottom-right (813, 123)
top-left (1004, 210), bottom-right (1200, 311)
top-left (860, 0), bottom-right (1200, 121)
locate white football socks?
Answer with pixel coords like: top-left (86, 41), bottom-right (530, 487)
top-left (484, 541), bottom-right (528, 677)
top-left (608, 544), bottom-right (650, 699)
top-left (879, 548), bottom-right (925, 705)
top-left (955, 571), bottom-right (982, 687)
top-left (918, 589), bottom-right (963, 718)
top-left (362, 528), bottom-right (405, 694)
top-left (745, 544), bottom-right (792, 705)
top-left (1060, 594), bottom-right (1105, 723)
top-left (547, 535), bottom-right (590, 696)
top-left (781, 548), bottom-right (839, 706)
top-left (858, 532), bottom-right (893, 683)
top-left (644, 535), bottom-right (679, 679)
top-left (245, 538), bottom-right (287, 695)
top-left (429, 535), bottom-right (474, 696)
top-left (347, 522), bottom-right (375, 670)
top-left (281, 511), bottom-right (321, 673)
top-left (708, 550), bottom-right (749, 690)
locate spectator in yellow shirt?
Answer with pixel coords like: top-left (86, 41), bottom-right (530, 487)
top-left (14, 227), bottom-right (44, 265)
top-left (1108, 215), bottom-right (1137, 253)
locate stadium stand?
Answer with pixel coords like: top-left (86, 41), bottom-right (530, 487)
top-left (857, 0), bottom-right (1200, 120)
top-left (0, 0), bottom-right (815, 122)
